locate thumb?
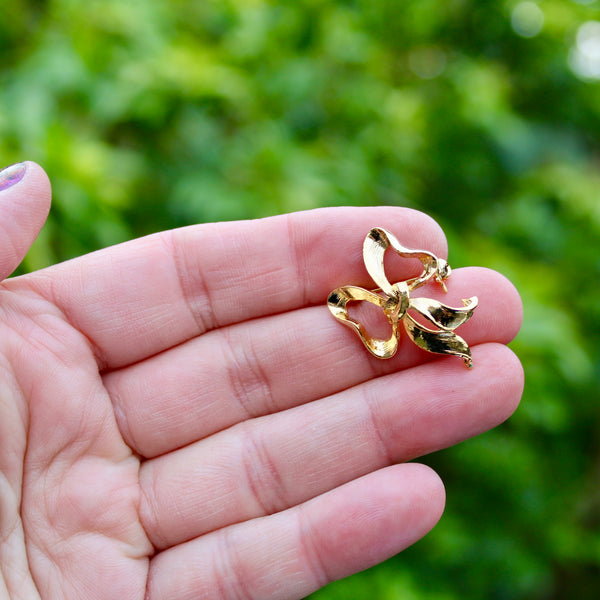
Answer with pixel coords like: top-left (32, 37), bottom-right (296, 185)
top-left (0, 161), bottom-right (51, 280)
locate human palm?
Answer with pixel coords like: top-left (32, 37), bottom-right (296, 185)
top-left (0, 163), bottom-right (523, 599)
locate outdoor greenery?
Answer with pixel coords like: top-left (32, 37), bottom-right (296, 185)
top-left (1, 0), bottom-right (600, 598)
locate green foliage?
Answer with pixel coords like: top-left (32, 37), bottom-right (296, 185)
top-left (1, 0), bottom-right (600, 597)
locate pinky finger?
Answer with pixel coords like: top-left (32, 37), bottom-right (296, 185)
top-left (146, 463), bottom-right (445, 600)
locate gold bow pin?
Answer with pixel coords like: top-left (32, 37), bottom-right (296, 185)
top-left (327, 228), bottom-right (478, 367)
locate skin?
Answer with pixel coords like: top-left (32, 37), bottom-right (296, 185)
top-left (0, 162), bottom-right (524, 600)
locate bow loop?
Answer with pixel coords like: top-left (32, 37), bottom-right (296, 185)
top-left (327, 286), bottom-right (401, 359)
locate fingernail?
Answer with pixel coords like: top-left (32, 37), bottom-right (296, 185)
top-left (0, 163), bottom-right (27, 192)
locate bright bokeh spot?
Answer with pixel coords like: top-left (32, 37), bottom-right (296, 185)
top-left (408, 47), bottom-right (447, 79)
top-left (569, 21), bottom-right (600, 80)
top-left (511, 2), bottom-right (544, 38)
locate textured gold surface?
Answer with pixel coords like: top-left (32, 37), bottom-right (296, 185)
top-left (327, 227), bottom-right (478, 367)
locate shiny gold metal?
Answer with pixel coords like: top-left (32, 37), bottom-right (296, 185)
top-left (327, 227), bottom-right (478, 367)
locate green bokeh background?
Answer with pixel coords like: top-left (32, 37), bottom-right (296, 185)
top-left (1, 1), bottom-right (599, 598)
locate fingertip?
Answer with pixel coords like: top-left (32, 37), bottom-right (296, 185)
top-left (477, 267), bottom-right (523, 343)
top-left (429, 266), bottom-right (523, 346)
top-left (22, 160), bottom-right (52, 197)
top-left (0, 160), bottom-right (51, 279)
top-left (0, 161), bottom-right (52, 197)
top-left (496, 343), bottom-right (525, 420)
top-left (311, 463), bottom-right (447, 582)
top-left (289, 206), bottom-right (449, 302)
top-left (18, 162), bottom-right (52, 222)
top-left (398, 207), bottom-right (449, 259)
top-left (471, 342), bottom-right (525, 425)
top-left (389, 462), bottom-right (446, 535)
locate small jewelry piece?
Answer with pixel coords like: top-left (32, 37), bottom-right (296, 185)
top-left (327, 228), bottom-right (478, 367)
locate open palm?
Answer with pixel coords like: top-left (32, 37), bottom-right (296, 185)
top-left (0, 163), bottom-right (523, 600)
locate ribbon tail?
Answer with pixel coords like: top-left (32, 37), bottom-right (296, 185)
top-left (404, 315), bottom-right (473, 367)
top-left (408, 296), bottom-right (478, 331)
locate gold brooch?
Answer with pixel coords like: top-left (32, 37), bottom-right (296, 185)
top-left (327, 228), bottom-right (478, 367)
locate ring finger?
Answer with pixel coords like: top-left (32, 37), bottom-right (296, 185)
top-left (138, 342), bottom-right (523, 550)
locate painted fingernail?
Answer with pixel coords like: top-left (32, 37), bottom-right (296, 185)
top-left (0, 163), bottom-right (27, 192)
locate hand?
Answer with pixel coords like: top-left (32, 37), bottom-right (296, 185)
top-left (0, 163), bottom-right (523, 600)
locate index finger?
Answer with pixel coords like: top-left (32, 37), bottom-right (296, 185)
top-left (18, 207), bottom-right (447, 369)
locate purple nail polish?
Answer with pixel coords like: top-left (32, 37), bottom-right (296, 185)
top-left (0, 163), bottom-right (26, 192)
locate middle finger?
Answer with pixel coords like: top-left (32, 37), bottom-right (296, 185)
top-left (105, 267), bottom-right (521, 457)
